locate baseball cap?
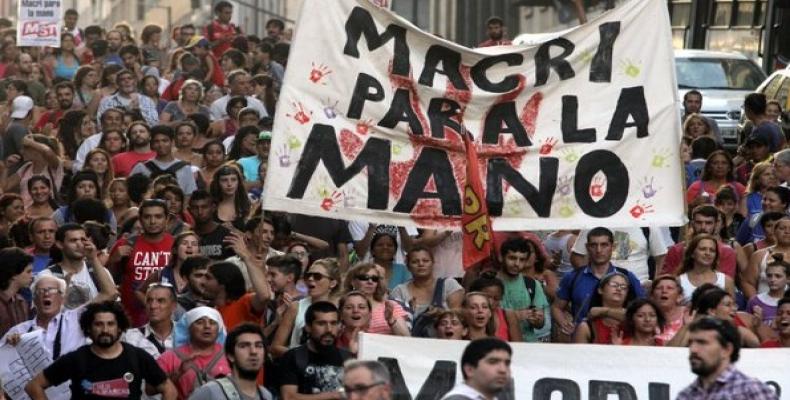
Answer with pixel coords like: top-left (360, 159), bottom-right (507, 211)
top-left (258, 130), bottom-right (272, 141)
top-left (185, 35), bottom-right (209, 49)
top-left (10, 96), bottom-right (34, 119)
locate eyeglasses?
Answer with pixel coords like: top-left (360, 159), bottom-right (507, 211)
top-left (606, 281), bottom-right (629, 291)
top-left (304, 272), bottom-right (330, 281)
top-left (343, 382), bottom-right (385, 397)
top-left (35, 287), bottom-right (63, 296)
top-left (355, 274), bottom-right (381, 283)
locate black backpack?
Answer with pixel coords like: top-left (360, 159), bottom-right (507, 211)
top-left (410, 278), bottom-right (446, 338)
top-left (144, 160), bottom-right (188, 181)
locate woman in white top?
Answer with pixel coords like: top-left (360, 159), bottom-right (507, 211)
top-left (677, 233), bottom-right (735, 304)
top-left (270, 258), bottom-right (342, 358)
top-left (390, 246), bottom-right (464, 319)
top-left (746, 217), bottom-right (790, 299)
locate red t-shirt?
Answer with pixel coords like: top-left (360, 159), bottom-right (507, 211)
top-left (35, 110), bottom-right (64, 132)
top-left (110, 234), bottom-right (174, 326)
top-left (112, 151), bottom-right (156, 177)
top-left (204, 20), bottom-right (240, 58)
top-left (761, 339), bottom-right (782, 348)
top-left (218, 292), bottom-right (262, 331)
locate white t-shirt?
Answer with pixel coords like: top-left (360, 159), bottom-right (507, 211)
top-left (73, 132), bottom-right (102, 172)
top-left (571, 227), bottom-right (673, 281)
top-left (39, 262), bottom-right (115, 307)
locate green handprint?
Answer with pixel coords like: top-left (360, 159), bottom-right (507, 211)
top-left (392, 143), bottom-right (404, 156)
top-left (561, 148), bottom-right (580, 163)
top-left (651, 148), bottom-right (672, 168)
top-left (620, 58), bottom-right (642, 78)
top-left (558, 200), bottom-right (575, 218)
top-left (287, 135), bottom-right (302, 150)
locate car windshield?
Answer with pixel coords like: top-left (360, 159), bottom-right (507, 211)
top-left (675, 57), bottom-right (766, 90)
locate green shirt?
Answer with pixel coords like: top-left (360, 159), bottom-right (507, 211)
top-left (500, 274), bottom-right (552, 342)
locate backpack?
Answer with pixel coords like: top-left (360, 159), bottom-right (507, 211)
top-left (47, 261), bottom-right (104, 293)
top-left (144, 160), bottom-right (188, 181)
top-left (172, 347), bottom-right (226, 391)
top-left (522, 276), bottom-right (538, 306)
top-left (410, 278), bottom-right (446, 338)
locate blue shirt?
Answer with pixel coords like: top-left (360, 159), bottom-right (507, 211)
top-left (237, 155), bottom-right (262, 182)
top-left (556, 264), bottom-right (645, 322)
top-left (387, 263), bottom-right (412, 290)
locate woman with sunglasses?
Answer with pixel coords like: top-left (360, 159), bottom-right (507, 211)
top-left (369, 232), bottom-right (411, 290)
top-left (271, 258), bottom-right (342, 358)
top-left (390, 247), bottom-right (464, 321)
top-left (677, 234), bottom-right (734, 304)
top-left (336, 291), bottom-right (372, 356)
top-left (462, 292), bottom-right (497, 340)
top-left (136, 231), bottom-right (200, 302)
top-left (574, 272), bottom-right (634, 344)
top-left (343, 263), bottom-right (410, 336)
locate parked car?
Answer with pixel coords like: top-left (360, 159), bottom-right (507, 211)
top-left (746, 68), bottom-right (790, 138)
top-left (675, 49), bottom-right (766, 150)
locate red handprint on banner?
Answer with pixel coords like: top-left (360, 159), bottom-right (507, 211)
top-left (287, 101), bottom-right (312, 125)
top-left (539, 137), bottom-right (558, 155)
top-left (589, 176), bottom-right (606, 198)
top-left (356, 119), bottom-right (374, 135)
top-left (309, 62), bottom-right (332, 84)
top-left (630, 200), bottom-right (655, 219)
top-left (320, 191), bottom-right (344, 211)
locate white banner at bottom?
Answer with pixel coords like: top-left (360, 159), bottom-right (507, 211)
top-left (358, 333), bottom-right (790, 399)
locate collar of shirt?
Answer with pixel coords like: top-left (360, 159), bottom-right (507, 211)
top-left (582, 264), bottom-right (617, 276)
top-left (445, 383), bottom-right (494, 400)
top-left (689, 365), bottom-right (737, 393)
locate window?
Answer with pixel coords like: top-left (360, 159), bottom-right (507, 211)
top-left (735, 1), bottom-right (756, 26)
top-left (761, 75), bottom-right (785, 98)
top-left (711, 0), bottom-right (733, 26)
top-left (675, 58), bottom-right (765, 90)
top-left (670, 1), bottom-right (692, 26)
top-left (777, 77), bottom-right (790, 109)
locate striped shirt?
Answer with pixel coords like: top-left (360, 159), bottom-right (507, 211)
top-left (676, 365), bottom-right (778, 400)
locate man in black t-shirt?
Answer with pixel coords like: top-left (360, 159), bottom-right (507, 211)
top-left (279, 301), bottom-right (351, 400)
top-left (188, 190), bottom-right (235, 260)
top-left (25, 301), bottom-right (177, 399)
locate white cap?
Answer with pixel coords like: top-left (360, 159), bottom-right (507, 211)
top-left (10, 96), bottom-right (34, 119)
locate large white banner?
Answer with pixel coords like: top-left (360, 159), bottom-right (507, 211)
top-left (359, 333), bottom-right (790, 400)
top-left (263, 0), bottom-right (685, 230)
top-left (17, 0), bottom-right (62, 47)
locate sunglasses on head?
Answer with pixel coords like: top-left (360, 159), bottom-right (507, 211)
top-left (355, 274), bottom-right (381, 283)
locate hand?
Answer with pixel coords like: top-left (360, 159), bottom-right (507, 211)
top-left (83, 239), bottom-right (98, 260)
top-left (559, 314), bottom-right (575, 335)
top-left (752, 306), bottom-right (764, 329)
top-left (5, 333), bottom-right (21, 346)
top-left (42, 123), bottom-right (55, 137)
top-left (5, 153), bottom-right (20, 168)
top-left (277, 293), bottom-right (293, 316)
top-left (224, 231), bottom-right (252, 260)
top-left (683, 309), bottom-right (697, 325)
top-left (384, 300), bottom-right (395, 324)
top-left (348, 326), bottom-right (362, 355)
top-left (525, 308), bottom-right (544, 326)
top-left (611, 328), bottom-right (624, 345)
top-left (115, 244), bottom-right (132, 259)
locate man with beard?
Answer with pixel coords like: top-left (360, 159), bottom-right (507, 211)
top-left (74, 107), bottom-right (125, 172)
top-left (477, 17), bottom-right (511, 47)
top-left (111, 120), bottom-right (156, 177)
top-left (25, 300), bottom-right (177, 399)
top-left (660, 205), bottom-right (738, 278)
top-left (187, 190), bottom-right (234, 260)
top-left (441, 338), bottom-right (513, 400)
top-left (497, 237), bottom-right (549, 342)
top-left (105, 30), bottom-right (124, 65)
top-left (676, 317), bottom-right (777, 399)
top-left (0, 53), bottom-right (46, 104)
top-left (40, 223), bottom-right (118, 308)
top-left (190, 323), bottom-right (274, 400)
top-left (157, 306), bottom-right (230, 399)
top-left (279, 301), bottom-right (351, 400)
top-left (97, 69), bottom-right (159, 126)
top-left (34, 81), bottom-right (74, 134)
top-left (108, 199), bottom-right (174, 326)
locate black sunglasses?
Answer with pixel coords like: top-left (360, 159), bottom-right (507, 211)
top-left (355, 274), bottom-right (381, 283)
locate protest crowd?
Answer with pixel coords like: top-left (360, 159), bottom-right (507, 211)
top-left (0, 2), bottom-right (787, 400)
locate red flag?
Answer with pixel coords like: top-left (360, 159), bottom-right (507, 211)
top-left (461, 130), bottom-right (493, 270)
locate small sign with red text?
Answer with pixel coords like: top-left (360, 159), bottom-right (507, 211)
top-left (17, 0), bottom-right (62, 47)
